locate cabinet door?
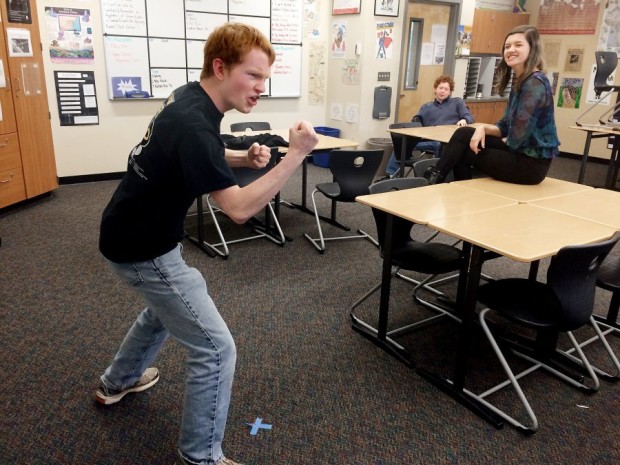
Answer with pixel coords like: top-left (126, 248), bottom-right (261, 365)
top-left (0, 23), bottom-right (16, 135)
top-left (493, 101), bottom-right (508, 121)
top-left (469, 102), bottom-right (496, 124)
top-left (471, 10), bottom-right (502, 54)
top-left (0, 1), bottom-right (58, 199)
top-left (471, 10), bottom-right (530, 54)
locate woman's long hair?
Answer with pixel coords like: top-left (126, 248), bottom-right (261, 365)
top-left (497, 25), bottom-right (545, 95)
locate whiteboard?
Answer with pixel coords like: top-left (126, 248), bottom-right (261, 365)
top-left (100, 0), bottom-right (303, 100)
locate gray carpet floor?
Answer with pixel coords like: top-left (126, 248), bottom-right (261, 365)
top-left (0, 155), bottom-right (618, 464)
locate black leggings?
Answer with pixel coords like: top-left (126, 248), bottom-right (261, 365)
top-left (436, 126), bottom-right (552, 185)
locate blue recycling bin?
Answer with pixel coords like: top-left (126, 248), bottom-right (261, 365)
top-left (312, 126), bottom-right (341, 167)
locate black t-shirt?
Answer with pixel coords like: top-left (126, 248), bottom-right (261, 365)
top-left (99, 82), bottom-right (237, 263)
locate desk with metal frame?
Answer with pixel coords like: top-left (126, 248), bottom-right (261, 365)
top-left (387, 124), bottom-right (484, 178)
top-left (355, 182), bottom-right (616, 429)
top-left (187, 130), bottom-right (359, 256)
top-left (229, 128), bottom-right (358, 214)
top-left (570, 124), bottom-right (620, 187)
top-left (424, 203), bottom-right (615, 428)
top-left (530, 187), bottom-right (620, 329)
top-left (353, 183), bottom-right (517, 366)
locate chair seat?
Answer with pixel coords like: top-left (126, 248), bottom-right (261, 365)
top-left (597, 254), bottom-right (620, 291)
top-left (315, 182), bottom-right (359, 202)
top-left (477, 279), bottom-right (562, 330)
top-left (391, 242), bottom-right (462, 275)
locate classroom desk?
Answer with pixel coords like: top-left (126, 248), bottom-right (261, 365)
top-left (230, 128), bottom-right (359, 214)
top-left (570, 124), bottom-right (620, 187)
top-left (353, 183), bottom-right (517, 366)
top-left (187, 130), bottom-right (359, 256)
top-left (528, 188), bottom-right (620, 230)
top-left (387, 124), bottom-right (484, 178)
top-left (355, 185), bottom-right (616, 428)
top-left (451, 176), bottom-right (593, 203)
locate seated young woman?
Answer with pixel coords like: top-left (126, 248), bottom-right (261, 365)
top-left (424, 25), bottom-right (559, 185)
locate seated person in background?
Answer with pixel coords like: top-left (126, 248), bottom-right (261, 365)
top-left (384, 74), bottom-right (474, 177)
top-left (424, 26), bottom-right (559, 185)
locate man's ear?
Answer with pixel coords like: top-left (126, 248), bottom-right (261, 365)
top-left (212, 58), bottom-right (227, 80)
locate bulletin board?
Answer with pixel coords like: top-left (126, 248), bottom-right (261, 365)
top-left (100, 0), bottom-right (303, 100)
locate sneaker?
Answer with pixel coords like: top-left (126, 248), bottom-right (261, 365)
top-left (218, 458), bottom-right (244, 465)
top-left (95, 367), bottom-right (159, 405)
top-left (423, 166), bottom-right (444, 185)
top-left (177, 451), bottom-right (243, 465)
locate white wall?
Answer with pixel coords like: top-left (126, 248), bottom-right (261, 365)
top-left (36, 0), bottom-right (327, 177)
top-left (36, 0), bottom-right (614, 178)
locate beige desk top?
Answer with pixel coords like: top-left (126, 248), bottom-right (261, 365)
top-left (231, 128), bottom-right (358, 152)
top-left (428, 203), bottom-right (615, 262)
top-left (570, 124), bottom-right (620, 136)
top-left (529, 188), bottom-right (620, 230)
top-left (451, 177), bottom-right (593, 203)
top-left (388, 123), bottom-right (484, 144)
top-left (356, 183), bottom-right (516, 225)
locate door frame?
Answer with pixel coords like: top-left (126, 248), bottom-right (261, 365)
top-left (395, 0), bottom-right (462, 120)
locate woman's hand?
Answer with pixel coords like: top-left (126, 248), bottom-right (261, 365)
top-left (470, 126), bottom-right (486, 154)
top-left (456, 119), bottom-right (467, 127)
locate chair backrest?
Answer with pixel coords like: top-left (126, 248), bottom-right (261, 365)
top-left (232, 147), bottom-right (280, 187)
top-left (411, 158), bottom-right (455, 182)
top-left (389, 121), bottom-right (423, 163)
top-left (594, 52), bottom-right (619, 96)
top-left (412, 158), bottom-right (438, 177)
top-left (230, 122), bottom-right (272, 132)
top-left (328, 149), bottom-right (384, 202)
top-left (369, 177), bottom-right (428, 252)
top-left (596, 253), bottom-right (620, 293)
top-left (547, 233), bottom-right (620, 330)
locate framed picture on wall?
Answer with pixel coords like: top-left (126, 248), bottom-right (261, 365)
top-left (374, 0), bottom-right (399, 17)
top-left (332, 0), bottom-right (361, 15)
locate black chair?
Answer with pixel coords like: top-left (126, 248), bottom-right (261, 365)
top-left (230, 122), bottom-right (272, 132)
top-left (411, 158), bottom-right (455, 183)
top-left (467, 234), bottom-right (620, 434)
top-left (350, 177), bottom-right (464, 338)
top-left (596, 253), bottom-right (620, 332)
top-left (576, 51), bottom-right (620, 127)
top-left (303, 149), bottom-right (383, 253)
top-left (389, 121), bottom-right (435, 178)
top-left (197, 148), bottom-right (286, 258)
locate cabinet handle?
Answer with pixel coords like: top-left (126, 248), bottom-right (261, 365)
top-left (0, 138), bottom-right (9, 147)
top-left (0, 173), bottom-right (13, 183)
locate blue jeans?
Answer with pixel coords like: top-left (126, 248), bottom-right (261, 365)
top-left (102, 244), bottom-right (236, 465)
top-left (385, 140), bottom-right (442, 176)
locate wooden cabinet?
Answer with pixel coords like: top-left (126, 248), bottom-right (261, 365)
top-left (467, 100), bottom-right (507, 124)
top-left (0, 12), bottom-right (24, 209)
top-left (470, 9), bottom-right (530, 54)
top-left (0, 1), bottom-right (57, 209)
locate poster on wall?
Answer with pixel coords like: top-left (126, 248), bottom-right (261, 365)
top-left (557, 77), bottom-right (583, 109)
top-left (6, 28), bottom-right (32, 57)
top-left (44, 7), bottom-right (94, 64)
top-left (537, 0), bottom-right (600, 35)
top-left (54, 71), bottom-right (100, 126)
top-left (332, 0), bottom-right (361, 15)
top-left (598, 0), bottom-right (620, 53)
top-left (564, 48), bottom-right (584, 73)
top-left (376, 22), bottom-right (394, 59)
top-left (5, 0), bottom-right (32, 24)
top-left (374, 0), bottom-right (398, 17)
top-left (331, 21), bottom-right (347, 58)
